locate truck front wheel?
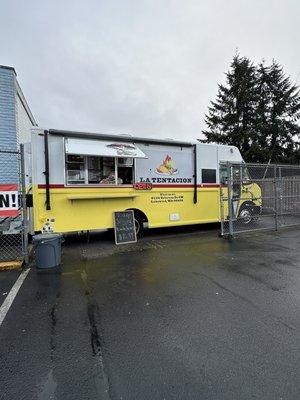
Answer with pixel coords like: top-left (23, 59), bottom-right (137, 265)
top-left (238, 203), bottom-right (256, 225)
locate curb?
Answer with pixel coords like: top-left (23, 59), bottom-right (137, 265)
top-left (0, 260), bottom-right (23, 271)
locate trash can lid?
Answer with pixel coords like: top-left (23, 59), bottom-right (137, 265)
top-left (33, 233), bottom-right (62, 242)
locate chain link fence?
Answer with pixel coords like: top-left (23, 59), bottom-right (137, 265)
top-left (220, 162), bottom-right (300, 237)
top-left (0, 146), bottom-right (28, 264)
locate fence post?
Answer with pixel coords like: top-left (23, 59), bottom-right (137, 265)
top-left (274, 165), bottom-right (278, 231)
top-left (20, 144), bottom-right (29, 265)
top-left (219, 163), bottom-right (224, 236)
top-left (227, 162), bottom-right (234, 238)
top-left (278, 166), bottom-right (283, 227)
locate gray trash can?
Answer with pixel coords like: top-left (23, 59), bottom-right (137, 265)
top-left (33, 233), bottom-right (63, 269)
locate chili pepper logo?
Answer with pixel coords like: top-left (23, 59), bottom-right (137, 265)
top-left (156, 155), bottom-right (178, 175)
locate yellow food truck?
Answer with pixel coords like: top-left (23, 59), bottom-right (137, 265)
top-left (28, 128), bottom-right (261, 236)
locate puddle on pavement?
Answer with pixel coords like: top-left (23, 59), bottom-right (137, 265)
top-left (37, 369), bottom-right (57, 400)
top-left (80, 268), bottom-right (111, 399)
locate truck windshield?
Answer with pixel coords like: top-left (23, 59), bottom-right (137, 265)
top-left (219, 164), bottom-right (251, 184)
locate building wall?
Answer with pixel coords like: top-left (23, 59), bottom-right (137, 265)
top-left (0, 67), bottom-right (18, 184)
top-left (0, 66), bottom-right (17, 151)
top-left (0, 65), bottom-right (36, 185)
top-left (15, 81), bottom-right (36, 144)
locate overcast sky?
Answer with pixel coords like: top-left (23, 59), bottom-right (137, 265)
top-left (1, 0), bottom-right (299, 141)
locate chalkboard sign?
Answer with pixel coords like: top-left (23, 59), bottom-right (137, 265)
top-left (114, 210), bottom-right (137, 245)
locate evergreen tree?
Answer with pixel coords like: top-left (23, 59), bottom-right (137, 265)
top-left (254, 61), bottom-right (270, 162)
top-left (202, 56), bottom-right (300, 163)
top-left (202, 54), bottom-right (259, 161)
top-left (256, 61), bottom-right (300, 163)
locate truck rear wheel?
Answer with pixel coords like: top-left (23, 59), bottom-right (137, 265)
top-left (125, 209), bottom-right (147, 238)
top-left (134, 213), bottom-right (144, 238)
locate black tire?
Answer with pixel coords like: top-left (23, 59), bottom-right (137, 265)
top-left (134, 213), bottom-right (144, 238)
top-left (238, 203), bottom-right (254, 225)
top-left (107, 228), bottom-right (115, 239)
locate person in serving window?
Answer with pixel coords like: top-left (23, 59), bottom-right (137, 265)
top-left (100, 171), bottom-right (123, 184)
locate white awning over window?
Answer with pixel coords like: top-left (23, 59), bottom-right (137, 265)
top-left (65, 138), bottom-right (147, 158)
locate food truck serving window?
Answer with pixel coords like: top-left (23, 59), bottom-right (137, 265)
top-left (66, 155), bottom-right (134, 185)
top-left (65, 138), bottom-right (147, 185)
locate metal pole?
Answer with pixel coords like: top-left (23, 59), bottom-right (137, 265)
top-left (44, 130), bottom-right (51, 210)
top-left (274, 165), bottom-right (278, 231)
top-left (220, 163), bottom-right (224, 236)
top-left (279, 166), bottom-right (283, 227)
top-left (193, 144), bottom-right (198, 204)
top-left (20, 144), bottom-right (29, 265)
top-left (227, 162), bottom-right (234, 238)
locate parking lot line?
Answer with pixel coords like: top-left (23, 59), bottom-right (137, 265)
top-left (0, 268), bottom-right (30, 326)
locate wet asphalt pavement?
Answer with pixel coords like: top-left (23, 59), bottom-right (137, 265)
top-left (1, 226), bottom-right (300, 399)
top-left (0, 270), bottom-right (20, 308)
